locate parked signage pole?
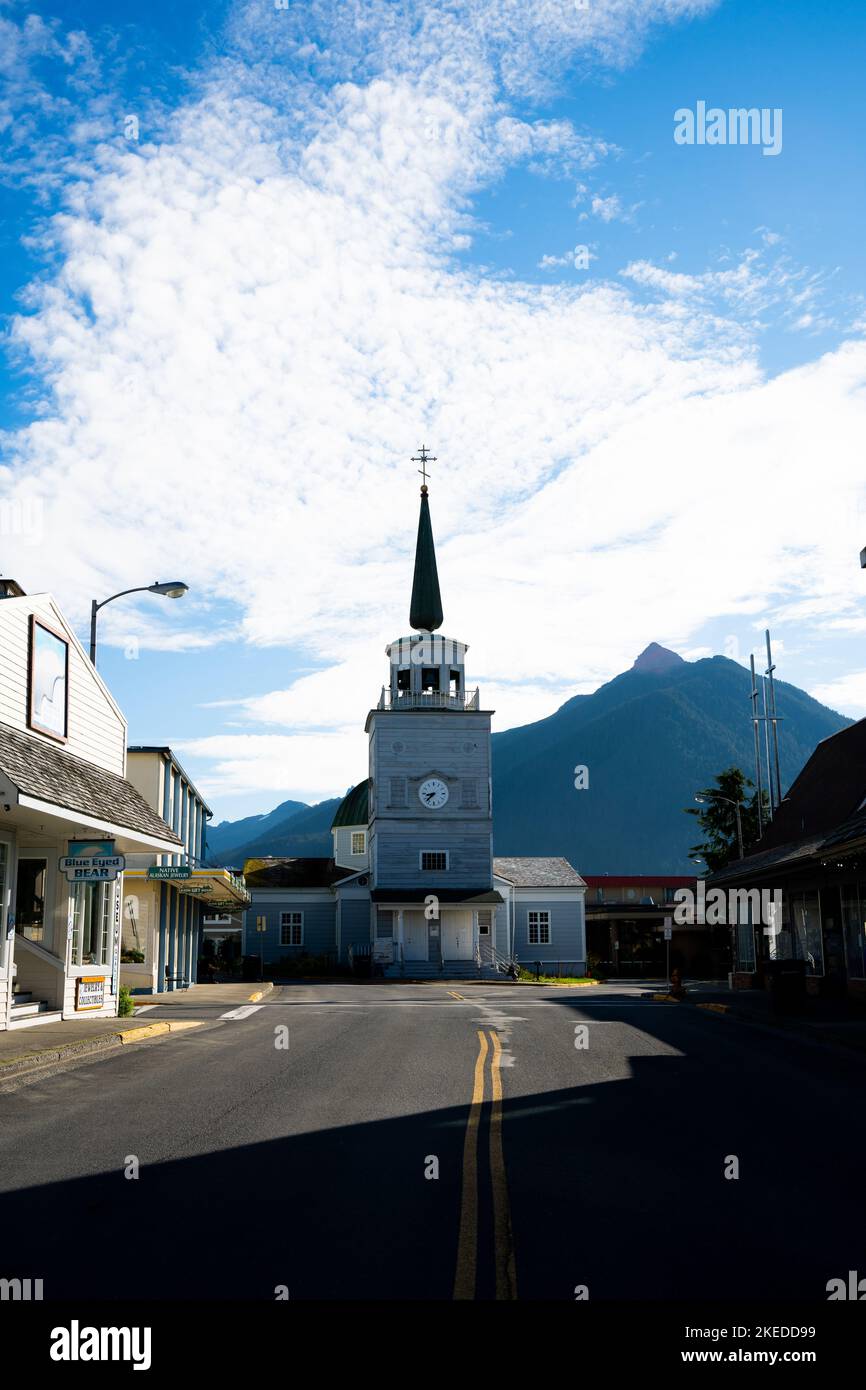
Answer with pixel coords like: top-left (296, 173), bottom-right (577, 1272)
top-left (256, 915), bottom-right (267, 982)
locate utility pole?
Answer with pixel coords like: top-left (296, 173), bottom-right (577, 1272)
top-left (764, 629), bottom-right (783, 810)
top-left (750, 654), bottom-right (765, 835)
top-left (761, 667), bottom-right (774, 814)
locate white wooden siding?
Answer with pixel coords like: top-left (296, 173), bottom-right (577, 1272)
top-left (0, 594), bottom-right (126, 775)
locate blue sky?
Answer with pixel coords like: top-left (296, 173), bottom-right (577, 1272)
top-left (1, 0), bottom-right (865, 825)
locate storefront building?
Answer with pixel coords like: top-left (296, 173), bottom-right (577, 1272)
top-left (0, 582), bottom-right (182, 1030)
top-left (707, 719), bottom-right (866, 999)
top-left (582, 875), bottom-right (728, 978)
top-left (120, 747), bottom-right (250, 993)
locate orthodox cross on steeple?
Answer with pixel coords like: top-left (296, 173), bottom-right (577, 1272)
top-left (409, 446), bottom-right (443, 631)
top-left (411, 444), bottom-right (437, 492)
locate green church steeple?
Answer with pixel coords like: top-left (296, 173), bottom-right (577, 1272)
top-left (409, 447), bottom-right (443, 632)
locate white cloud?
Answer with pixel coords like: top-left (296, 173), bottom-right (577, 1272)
top-left (591, 193), bottom-right (623, 221)
top-left (809, 674), bottom-right (866, 716)
top-left (5, 0), bottom-right (866, 805)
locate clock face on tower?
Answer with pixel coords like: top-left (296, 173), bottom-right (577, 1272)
top-left (418, 777), bottom-right (449, 809)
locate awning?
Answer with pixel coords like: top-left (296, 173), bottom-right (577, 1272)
top-left (124, 868), bottom-right (251, 908)
top-left (371, 888), bottom-right (503, 905)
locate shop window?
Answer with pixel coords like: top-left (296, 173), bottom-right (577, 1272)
top-left (789, 890), bottom-right (824, 975)
top-left (16, 857), bottom-right (47, 943)
top-left (841, 884), bottom-right (865, 980)
top-left (735, 920), bottom-right (756, 971)
top-left (121, 892), bottom-right (148, 964)
top-left (0, 841), bottom-right (8, 971)
top-left (70, 882), bottom-right (112, 967)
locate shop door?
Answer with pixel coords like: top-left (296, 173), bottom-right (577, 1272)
top-left (16, 855), bottom-right (53, 952)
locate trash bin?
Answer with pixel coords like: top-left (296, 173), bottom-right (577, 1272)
top-left (764, 959), bottom-right (807, 1016)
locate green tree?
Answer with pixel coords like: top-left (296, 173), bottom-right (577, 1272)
top-left (685, 766), bottom-right (770, 871)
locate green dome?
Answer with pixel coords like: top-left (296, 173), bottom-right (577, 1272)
top-left (330, 778), bottom-right (370, 829)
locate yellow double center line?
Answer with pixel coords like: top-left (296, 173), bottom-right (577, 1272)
top-left (453, 1029), bottom-right (517, 1300)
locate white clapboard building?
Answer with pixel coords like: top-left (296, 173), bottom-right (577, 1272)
top-left (0, 579), bottom-right (181, 1029)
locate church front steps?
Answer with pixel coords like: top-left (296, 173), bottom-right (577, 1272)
top-left (383, 960), bottom-right (504, 981)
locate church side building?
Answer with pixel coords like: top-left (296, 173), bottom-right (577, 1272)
top-left (243, 476), bottom-right (586, 977)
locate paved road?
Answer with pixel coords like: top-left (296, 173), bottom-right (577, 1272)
top-left (0, 982), bottom-right (863, 1301)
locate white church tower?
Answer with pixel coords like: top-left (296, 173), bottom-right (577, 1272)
top-left (364, 450), bottom-right (499, 968)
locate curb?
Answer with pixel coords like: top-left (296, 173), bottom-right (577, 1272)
top-left (119, 1020), bottom-right (203, 1044)
top-left (686, 996), bottom-right (866, 1058)
top-left (0, 1018), bottom-right (205, 1080)
top-left (414, 979), bottom-right (600, 988)
top-left (247, 982), bottom-right (274, 1002)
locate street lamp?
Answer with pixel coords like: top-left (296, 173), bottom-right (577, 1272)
top-left (695, 793), bottom-right (744, 859)
top-left (89, 581), bottom-right (189, 666)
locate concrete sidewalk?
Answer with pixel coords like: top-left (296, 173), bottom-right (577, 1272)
top-left (132, 981), bottom-right (273, 1007)
top-left (0, 1014), bottom-right (205, 1081)
top-left (670, 983), bottom-right (866, 1055)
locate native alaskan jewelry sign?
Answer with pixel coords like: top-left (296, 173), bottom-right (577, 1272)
top-left (147, 865), bottom-right (192, 880)
top-left (59, 839), bottom-right (125, 883)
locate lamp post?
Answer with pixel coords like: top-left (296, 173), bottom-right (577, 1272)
top-left (89, 581), bottom-right (189, 666)
top-left (695, 793), bottom-right (744, 860)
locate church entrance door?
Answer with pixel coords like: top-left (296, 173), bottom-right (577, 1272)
top-left (442, 911), bottom-right (474, 960)
top-left (403, 911), bottom-right (428, 961)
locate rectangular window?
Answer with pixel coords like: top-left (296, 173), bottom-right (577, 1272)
top-left (376, 910), bottom-right (394, 939)
top-left (842, 884), bottom-right (866, 980)
top-left (528, 911), bottom-right (550, 945)
top-left (280, 912), bottom-right (303, 946)
top-left (70, 882), bottom-right (113, 967)
top-left (389, 776), bottom-right (407, 807)
top-left (461, 779), bottom-right (478, 809)
top-left (789, 890), bottom-right (823, 975)
top-left (0, 841), bottom-right (8, 971)
top-left (420, 851), bottom-right (448, 871)
top-left (351, 831), bottom-right (366, 855)
top-left (477, 909), bottom-right (492, 936)
top-left (121, 889), bottom-right (149, 964)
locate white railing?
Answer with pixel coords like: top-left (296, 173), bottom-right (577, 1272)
top-left (377, 687), bottom-right (480, 711)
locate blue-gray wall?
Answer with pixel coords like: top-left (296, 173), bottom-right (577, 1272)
top-left (340, 898), bottom-right (371, 963)
top-left (511, 895), bottom-right (585, 971)
top-left (244, 895), bottom-right (337, 963)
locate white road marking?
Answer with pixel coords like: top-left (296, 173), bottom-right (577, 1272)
top-left (134, 1004), bottom-right (156, 1014)
top-left (220, 1004), bottom-right (265, 1021)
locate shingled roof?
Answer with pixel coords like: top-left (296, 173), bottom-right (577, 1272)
top-left (0, 722), bottom-right (181, 844)
top-left (243, 857), bottom-right (344, 889)
top-left (709, 719), bottom-right (866, 886)
top-left (494, 857), bottom-right (585, 887)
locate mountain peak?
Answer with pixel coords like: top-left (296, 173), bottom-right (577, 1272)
top-left (631, 643), bottom-right (686, 675)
